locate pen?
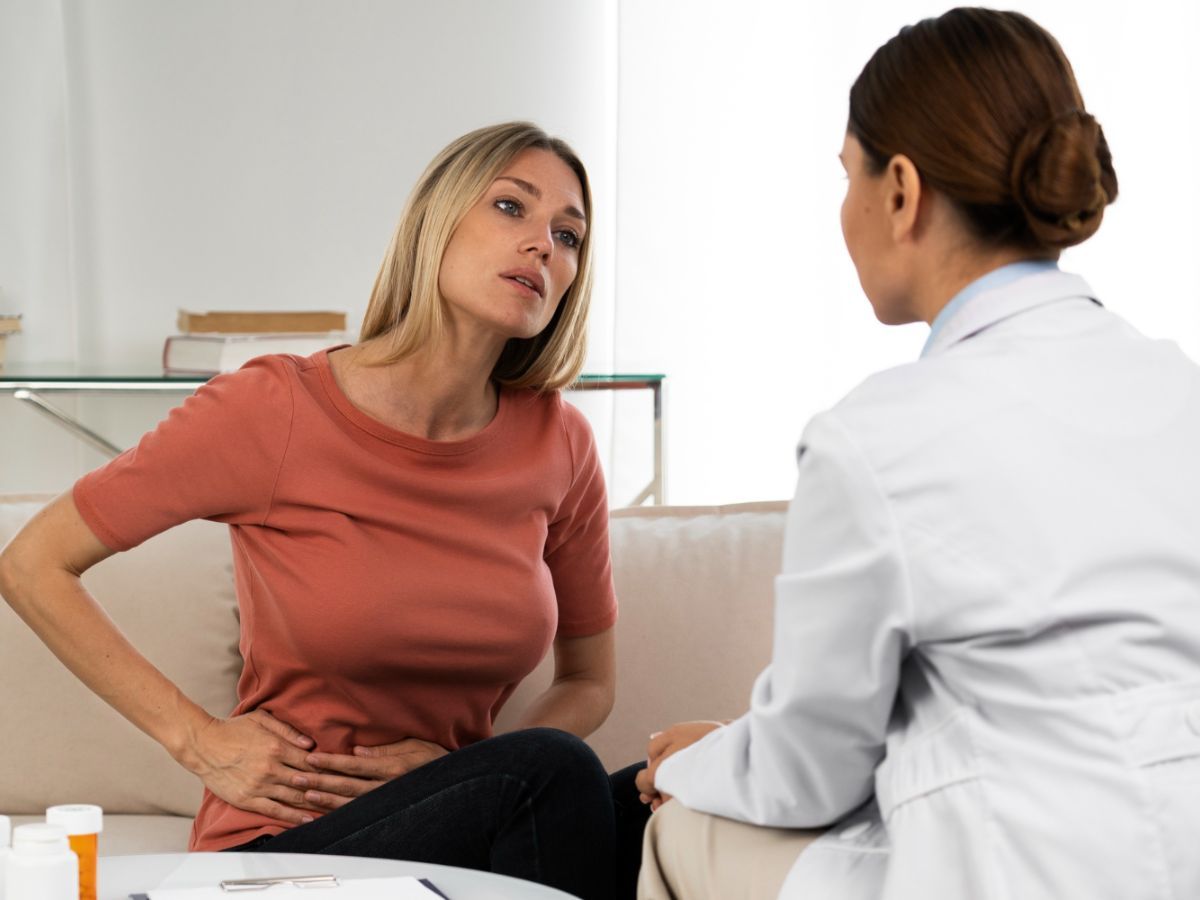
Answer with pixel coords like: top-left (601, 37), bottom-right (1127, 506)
top-left (126, 873), bottom-right (451, 898)
top-left (219, 874), bottom-right (339, 891)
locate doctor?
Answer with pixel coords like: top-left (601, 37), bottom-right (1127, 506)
top-left (635, 8), bottom-right (1200, 900)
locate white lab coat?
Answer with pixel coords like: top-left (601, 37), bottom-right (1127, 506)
top-left (655, 269), bottom-right (1200, 900)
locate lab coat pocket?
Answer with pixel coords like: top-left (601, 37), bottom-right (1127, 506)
top-left (874, 708), bottom-right (998, 900)
top-left (875, 707), bottom-right (984, 820)
top-left (1114, 681), bottom-right (1200, 897)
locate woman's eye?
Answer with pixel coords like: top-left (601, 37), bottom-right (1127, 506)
top-left (555, 229), bottom-right (581, 249)
top-left (495, 198), bottom-right (522, 216)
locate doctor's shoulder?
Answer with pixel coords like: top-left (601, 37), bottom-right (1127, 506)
top-left (796, 352), bottom-right (1018, 494)
top-left (826, 356), bottom-right (963, 433)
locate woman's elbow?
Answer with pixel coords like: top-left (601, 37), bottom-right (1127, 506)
top-left (595, 675), bottom-right (616, 723)
top-left (0, 541), bottom-right (45, 621)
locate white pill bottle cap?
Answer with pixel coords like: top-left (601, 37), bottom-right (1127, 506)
top-left (12, 823), bottom-right (71, 854)
top-left (6, 823), bottom-right (78, 900)
top-left (46, 805), bottom-right (103, 835)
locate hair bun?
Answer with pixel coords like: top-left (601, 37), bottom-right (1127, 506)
top-left (1010, 109), bottom-right (1118, 249)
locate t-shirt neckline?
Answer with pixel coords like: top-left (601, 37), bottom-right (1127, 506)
top-left (314, 346), bottom-right (510, 456)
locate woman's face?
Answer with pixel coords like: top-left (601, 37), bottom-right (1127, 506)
top-left (438, 148), bottom-right (587, 345)
top-left (839, 133), bottom-right (909, 324)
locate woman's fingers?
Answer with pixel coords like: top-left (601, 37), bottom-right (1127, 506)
top-left (354, 737), bottom-right (446, 759)
top-left (346, 738), bottom-right (448, 775)
top-left (302, 750), bottom-right (437, 781)
top-left (291, 771), bottom-right (379, 799)
top-left (249, 708), bottom-right (315, 749)
top-left (261, 782), bottom-right (317, 813)
top-left (307, 750), bottom-right (406, 780)
top-left (302, 789), bottom-right (355, 811)
top-left (253, 795), bottom-right (317, 826)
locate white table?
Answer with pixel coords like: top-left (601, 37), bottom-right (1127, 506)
top-left (99, 852), bottom-right (578, 900)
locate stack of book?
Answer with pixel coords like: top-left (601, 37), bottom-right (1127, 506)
top-left (163, 310), bottom-right (350, 374)
top-left (0, 314), bottom-right (21, 369)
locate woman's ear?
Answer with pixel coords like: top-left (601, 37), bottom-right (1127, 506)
top-left (884, 154), bottom-right (922, 243)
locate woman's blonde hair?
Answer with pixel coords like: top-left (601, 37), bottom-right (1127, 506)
top-left (360, 121), bottom-right (594, 391)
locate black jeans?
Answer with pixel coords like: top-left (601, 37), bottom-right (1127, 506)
top-left (229, 728), bottom-right (650, 900)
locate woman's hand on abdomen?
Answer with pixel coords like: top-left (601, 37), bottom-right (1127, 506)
top-left (294, 738), bottom-right (450, 810)
top-left (183, 709), bottom-right (323, 825)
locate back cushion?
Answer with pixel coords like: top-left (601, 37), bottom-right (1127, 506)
top-left (496, 502), bottom-right (787, 769)
top-left (3, 496), bottom-right (786, 808)
top-left (0, 494), bottom-right (241, 816)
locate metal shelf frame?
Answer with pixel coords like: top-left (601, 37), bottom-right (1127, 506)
top-left (2, 372), bottom-right (665, 505)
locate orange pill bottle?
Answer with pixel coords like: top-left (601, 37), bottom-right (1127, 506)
top-left (44, 806), bottom-right (102, 900)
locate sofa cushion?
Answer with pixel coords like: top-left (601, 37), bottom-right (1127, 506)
top-left (495, 501), bottom-right (787, 769)
top-left (2, 494), bottom-right (787, 821)
top-left (0, 493), bottom-right (241, 817)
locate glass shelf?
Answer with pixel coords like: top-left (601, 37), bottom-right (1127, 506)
top-left (0, 364), bottom-right (663, 388)
top-left (1, 366), bottom-right (666, 505)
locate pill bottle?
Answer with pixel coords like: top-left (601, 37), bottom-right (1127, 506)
top-left (5, 823), bottom-right (78, 900)
top-left (0, 814), bottom-right (12, 900)
top-left (45, 806), bottom-right (102, 900)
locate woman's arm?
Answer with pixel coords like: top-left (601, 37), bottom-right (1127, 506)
top-left (0, 493), bottom-right (319, 825)
top-left (514, 627), bottom-right (616, 738)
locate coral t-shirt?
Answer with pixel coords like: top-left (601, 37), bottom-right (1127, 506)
top-left (73, 349), bottom-right (617, 851)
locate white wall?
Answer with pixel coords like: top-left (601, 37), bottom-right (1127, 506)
top-left (615, 0), bottom-right (1200, 505)
top-left (6, 2), bottom-right (1198, 507)
top-left (0, 0), bottom-right (620, 494)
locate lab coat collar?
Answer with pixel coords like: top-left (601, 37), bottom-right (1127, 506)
top-left (921, 269), bottom-right (1100, 359)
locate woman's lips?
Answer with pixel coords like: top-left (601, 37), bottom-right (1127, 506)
top-left (500, 268), bottom-right (545, 298)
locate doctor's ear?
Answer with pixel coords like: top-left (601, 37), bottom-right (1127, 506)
top-left (883, 154), bottom-right (922, 243)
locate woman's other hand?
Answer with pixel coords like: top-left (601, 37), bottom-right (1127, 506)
top-left (184, 709), bottom-right (319, 825)
top-left (635, 720), bottom-right (725, 811)
top-left (296, 738), bottom-right (449, 810)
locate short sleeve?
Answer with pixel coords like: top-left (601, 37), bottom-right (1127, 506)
top-left (73, 356), bottom-right (296, 552)
top-left (544, 400), bottom-right (618, 638)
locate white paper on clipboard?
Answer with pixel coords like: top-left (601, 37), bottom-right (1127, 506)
top-left (144, 875), bottom-right (446, 899)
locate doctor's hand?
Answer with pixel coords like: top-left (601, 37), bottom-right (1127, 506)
top-left (295, 738), bottom-right (449, 811)
top-left (636, 720), bottom-right (725, 812)
top-left (183, 709), bottom-right (320, 826)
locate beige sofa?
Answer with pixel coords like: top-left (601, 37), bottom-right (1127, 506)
top-left (0, 493), bottom-right (786, 855)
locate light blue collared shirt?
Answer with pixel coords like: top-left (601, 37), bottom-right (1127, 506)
top-left (920, 260), bottom-right (1059, 358)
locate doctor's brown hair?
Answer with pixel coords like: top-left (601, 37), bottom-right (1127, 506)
top-left (848, 8), bottom-right (1118, 252)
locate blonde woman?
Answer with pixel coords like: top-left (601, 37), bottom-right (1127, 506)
top-left (0, 122), bottom-right (621, 899)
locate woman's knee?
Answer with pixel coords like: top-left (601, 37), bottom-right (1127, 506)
top-left (494, 728), bottom-right (609, 795)
top-left (501, 727), bottom-right (603, 767)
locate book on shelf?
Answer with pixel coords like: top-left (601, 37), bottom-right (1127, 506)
top-left (162, 332), bottom-right (348, 375)
top-left (177, 309), bottom-right (347, 334)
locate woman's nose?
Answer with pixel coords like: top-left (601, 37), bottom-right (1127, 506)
top-left (521, 223), bottom-right (553, 258)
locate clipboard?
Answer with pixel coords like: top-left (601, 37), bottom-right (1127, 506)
top-left (129, 875), bottom-right (449, 899)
